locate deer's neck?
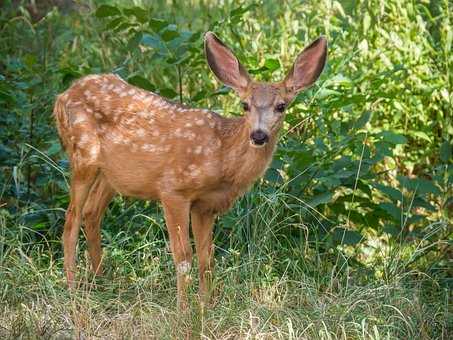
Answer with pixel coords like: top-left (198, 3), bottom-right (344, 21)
top-left (219, 117), bottom-right (278, 191)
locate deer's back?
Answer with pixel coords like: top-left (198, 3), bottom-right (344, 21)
top-left (54, 74), bottom-right (225, 200)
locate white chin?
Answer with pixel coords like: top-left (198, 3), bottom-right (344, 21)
top-left (250, 141), bottom-right (266, 148)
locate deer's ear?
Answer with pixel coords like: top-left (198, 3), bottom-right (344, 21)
top-left (205, 32), bottom-right (251, 94)
top-left (284, 37), bottom-right (327, 93)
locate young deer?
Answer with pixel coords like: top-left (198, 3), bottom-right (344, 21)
top-left (54, 32), bottom-right (327, 309)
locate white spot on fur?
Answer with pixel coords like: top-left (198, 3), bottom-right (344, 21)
top-left (88, 144), bottom-right (99, 162)
top-left (136, 128), bottom-right (146, 137)
top-left (195, 119), bottom-right (204, 126)
top-left (142, 144), bottom-right (155, 152)
top-left (72, 114), bottom-right (88, 125)
top-left (194, 146), bottom-right (202, 154)
top-left (177, 261), bottom-right (191, 275)
top-left (106, 131), bottom-right (123, 144)
top-left (78, 133), bottom-right (90, 146)
top-left (185, 123), bottom-right (192, 128)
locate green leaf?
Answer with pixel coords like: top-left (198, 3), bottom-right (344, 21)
top-left (317, 88), bottom-right (342, 99)
top-left (264, 58), bottom-right (280, 72)
top-left (106, 17), bottom-right (123, 30)
top-left (306, 192), bottom-right (333, 207)
top-left (159, 88), bottom-right (178, 98)
top-left (410, 130), bottom-right (431, 142)
top-left (333, 228), bottom-right (363, 245)
top-left (412, 197), bottom-right (436, 211)
top-left (149, 18), bottom-right (168, 32)
top-left (397, 176), bottom-right (441, 195)
top-left (379, 202), bottom-right (401, 221)
top-left (373, 183), bottom-right (402, 201)
top-left (46, 141), bottom-right (62, 156)
top-left (161, 26), bottom-right (179, 41)
top-left (123, 6), bottom-right (148, 23)
top-left (440, 141), bottom-right (452, 162)
top-left (191, 90), bottom-right (206, 102)
top-left (383, 224), bottom-right (400, 237)
top-left (141, 34), bottom-right (164, 49)
top-left (127, 75), bottom-right (155, 92)
top-left (380, 131), bottom-right (407, 144)
top-left (95, 5), bottom-right (121, 18)
top-left (354, 111), bottom-right (371, 129)
top-left (264, 168), bottom-right (283, 184)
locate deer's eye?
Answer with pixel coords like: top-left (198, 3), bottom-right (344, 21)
top-left (242, 102), bottom-right (250, 111)
top-left (275, 103), bottom-right (286, 113)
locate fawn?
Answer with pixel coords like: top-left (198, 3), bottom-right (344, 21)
top-left (54, 32), bottom-right (327, 309)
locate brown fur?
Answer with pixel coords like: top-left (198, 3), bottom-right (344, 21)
top-left (55, 33), bottom-right (327, 310)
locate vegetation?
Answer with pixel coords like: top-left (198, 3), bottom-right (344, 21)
top-left (0, 0), bottom-right (451, 338)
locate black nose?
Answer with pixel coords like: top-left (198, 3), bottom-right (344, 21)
top-left (250, 130), bottom-right (269, 145)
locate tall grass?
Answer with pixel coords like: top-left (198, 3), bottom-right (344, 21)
top-left (0, 191), bottom-right (450, 338)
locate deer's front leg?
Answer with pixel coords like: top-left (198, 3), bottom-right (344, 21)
top-left (191, 209), bottom-right (215, 304)
top-left (161, 195), bottom-right (192, 310)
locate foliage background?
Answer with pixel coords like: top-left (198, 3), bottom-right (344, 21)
top-left (0, 0), bottom-right (451, 338)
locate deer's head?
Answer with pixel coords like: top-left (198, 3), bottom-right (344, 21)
top-left (205, 32), bottom-right (327, 147)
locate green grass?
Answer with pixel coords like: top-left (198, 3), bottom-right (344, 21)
top-left (1, 195), bottom-right (450, 339)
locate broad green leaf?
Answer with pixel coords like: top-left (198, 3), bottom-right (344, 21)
top-left (397, 176), bottom-right (441, 195)
top-left (149, 18), bottom-right (168, 32)
top-left (123, 6), bottom-right (148, 23)
top-left (95, 5), bottom-right (121, 18)
top-left (161, 27), bottom-right (179, 41)
top-left (440, 141), bottom-right (451, 162)
top-left (379, 202), bottom-right (401, 221)
top-left (141, 34), bottom-right (164, 49)
top-left (159, 88), bottom-right (178, 98)
top-left (106, 17), bottom-right (123, 30)
top-left (383, 224), bottom-right (400, 236)
top-left (412, 197), bottom-right (436, 211)
top-left (306, 192), bottom-right (333, 207)
top-left (373, 183), bottom-right (402, 201)
top-left (354, 111), bottom-right (371, 129)
top-left (333, 228), bottom-right (363, 245)
top-left (127, 75), bottom-right (155, 92)
top-left (264, 168), bottom-right (283, 184)
top-left (380, 131), bottom-right (407, 144)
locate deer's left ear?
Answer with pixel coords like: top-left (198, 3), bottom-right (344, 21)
top-left (284, 37), bottom-right (327, 94)
top-left (204, 32), bottom-right (251, 95)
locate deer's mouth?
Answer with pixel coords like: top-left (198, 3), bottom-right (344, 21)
top-left (250, 130), bottom-right (269, 147)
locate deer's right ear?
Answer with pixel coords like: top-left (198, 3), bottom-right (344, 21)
top-left (205, 32), bottom-right (251, 94)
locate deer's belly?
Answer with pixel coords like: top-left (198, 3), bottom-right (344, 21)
top-left (99, 149), bottom-right (166, 200)
top-left (191, 184), bottom-right (242, 215)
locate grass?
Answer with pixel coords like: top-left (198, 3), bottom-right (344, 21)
top-left (0, 195), bottom-right (450, 339)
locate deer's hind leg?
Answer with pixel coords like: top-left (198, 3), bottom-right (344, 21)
top-left (63, 166), bottom-right (98, 286)
top-left (63, 115), bottom-right (101, 287)
top-left (82, 174), bottom-right (115, 276)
